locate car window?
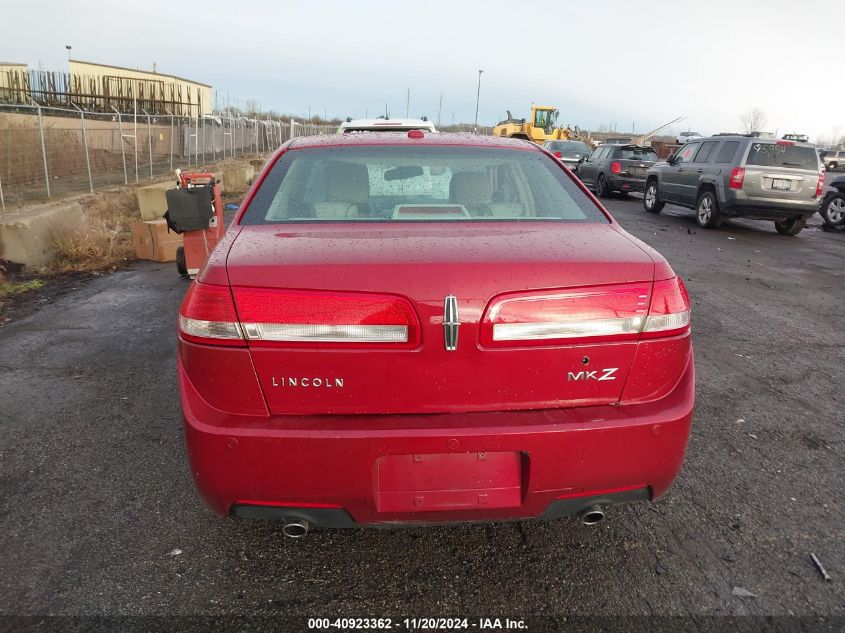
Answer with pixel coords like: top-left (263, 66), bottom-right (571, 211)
top-left (693, 141), bottom-right (719, 164)
top-left (713, 141), bottom-right (739, 163)
top-left (674, 143), bottom-right (700, 164)
top-left (552, 141), bottom-right (590, 156)
top-left (599, 147), bottom-right (613, 160)
top-left (241, 146), bottom-right (609, 224)
top-left (745, 142), bottom-right (820, 170)
top-left (588, 147), bottom-right (603, 161)
top-left (620, 147), bottom-right (658, 161)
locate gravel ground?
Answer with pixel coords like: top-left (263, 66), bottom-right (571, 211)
top-left (0, 195), bottom-right (842, 630)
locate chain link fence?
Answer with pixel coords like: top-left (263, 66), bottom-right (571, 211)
top-left (0, 103), bottom-right (334, 213)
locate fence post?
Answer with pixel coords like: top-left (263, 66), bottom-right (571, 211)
top-left (72, 103), bottom-right (94, 193)
top-left (169, 115), bottom-right (174, 172)
top-left (35, 104), bottom-right (51, 197)
top-left (194, 116), bottom-right (199, 166)
top-left (202, 116), bottom-right (206, 166)
top-left (133, 96), bottom-right (139, 182)
top-left (112, 107), bottom-right (128, 185)
top-left (144, 110), bottom-right (153, 180)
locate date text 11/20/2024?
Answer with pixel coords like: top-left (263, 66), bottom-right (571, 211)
top-left (307, 618), bottom-right (527, 630)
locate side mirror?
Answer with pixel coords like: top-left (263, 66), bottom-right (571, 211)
top-left (665, 155), bottom-right (675, 165)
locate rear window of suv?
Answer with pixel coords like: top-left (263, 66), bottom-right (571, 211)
top-left (241, 146), bottom-right (608, 224)
top-left (620, 147), bottom-right (658, 161)
top-left (745, 142), bottom-right (819, 170)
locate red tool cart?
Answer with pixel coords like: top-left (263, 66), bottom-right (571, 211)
top-left (164, 170), bottom-right (225, 278)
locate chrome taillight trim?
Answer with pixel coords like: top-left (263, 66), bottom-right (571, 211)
top-left (241, 323), bottom-right (408, 343)
top-left (179, 315), bottom-right (244, 340)
top-left (642, 310), bottom-right (690, 333)
top-left (492, 316), bottom-right (645, 341)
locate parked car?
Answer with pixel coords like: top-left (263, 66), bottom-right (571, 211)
top-left (177, 132), bottom-right (695, 533)
top-left (676, 131), bottom-right (702, 145)
top-left (643, 135), bottom-right (823, 235)
top-left (339, 117), bottom-right (436, 133)
top-left (823, 149), bottom-right (845, 172)
top-left (819, 175), bottom-right (845, 228)
top-left (577, 144), bottom-right (660, 197)
top-left (542, 139), bottom-right (592, 171)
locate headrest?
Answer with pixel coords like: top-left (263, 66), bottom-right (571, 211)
top-left (328, 162), bottom-right (369, 205)
top-left (449, 171), bottom-right (492, 205)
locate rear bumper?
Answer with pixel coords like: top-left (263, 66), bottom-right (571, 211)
top-left (180, 354), bottom-right (694, 526)
top-left (722, 191), bottom-right (820, 219)
top-left (609, 175), bottom-right (647, 193)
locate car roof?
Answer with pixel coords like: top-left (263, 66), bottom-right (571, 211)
top-left (702, 134), bottom-right (816, 147)
top-left (340, 118), bottom-right (437, 130)
top-left (288, 132), bottom-right (539, 150)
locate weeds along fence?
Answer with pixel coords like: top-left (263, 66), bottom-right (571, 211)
top-left (0, 103), bottom-right (334, 212)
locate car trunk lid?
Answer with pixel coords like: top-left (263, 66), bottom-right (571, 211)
top-left (226, 222), bottom-right (658, 415)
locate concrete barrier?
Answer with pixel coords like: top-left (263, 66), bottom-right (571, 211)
top-left (222, 164), bottom-right (256, 194)
top-left (136, 181), bottom-right (175, 220)
top-left (0, 201), bottom-right (87, 268)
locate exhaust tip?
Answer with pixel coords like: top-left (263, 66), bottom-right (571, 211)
top-left (579, 505), bottom-right (606, 526)
top-left (281, 520), bottom-right (311, 538)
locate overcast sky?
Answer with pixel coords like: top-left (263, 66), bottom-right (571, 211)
top-left (3, 0), bottom-right (842, 141)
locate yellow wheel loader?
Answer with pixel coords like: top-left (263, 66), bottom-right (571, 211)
top-left (492, 105), bottom-right (571, 144)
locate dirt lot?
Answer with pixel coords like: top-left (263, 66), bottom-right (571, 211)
top-left (0, 196), bottom-right (842, 630)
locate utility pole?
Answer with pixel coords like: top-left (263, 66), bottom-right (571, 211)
top-left (474, 70), bottom-right (484, 132)
top-left (437, 93), bottom-right (443, 128)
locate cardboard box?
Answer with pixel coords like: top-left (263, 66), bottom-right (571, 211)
top-left (131, 220), bottom-right (183, 262)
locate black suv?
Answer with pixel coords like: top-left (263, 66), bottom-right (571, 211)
top-left (577, 144), bottom-right (659, 197)
top-left (643, 135), bottom-right (822, 235)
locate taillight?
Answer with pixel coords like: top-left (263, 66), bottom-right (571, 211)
top-left (231, 288), bottom-right (419, 347)
top-left (815, 171), bottom-right (824, 197)
top-left (729, 167), bottom-right (745, 190)
top-left (611, 161), bottom-right (622, 174)
top-left (640, 277), bottom-right (691, 338)
top-left (179, 282), bottom-right (245, 346)
top-left (554, 151), bottom-right (562, 158)
top-left (481, 278), bottom-right (690, 347)
top-left (481, 283), bottom-right (650, 346)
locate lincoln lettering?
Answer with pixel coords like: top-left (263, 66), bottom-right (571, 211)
top-left (271, 377), bottom-right (344, 388)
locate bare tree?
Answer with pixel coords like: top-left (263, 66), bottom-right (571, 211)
top-left (740, 108), bottom-right (767, 134)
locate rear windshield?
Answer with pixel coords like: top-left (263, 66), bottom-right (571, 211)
top-left (620, 147), bottom-right (659, 161)
top-left (241, 145), bottom-right (608, 224)
top-left (548, 141), bottom-right (591, 155)
top-left (745, 143), bottom-right (819, 170)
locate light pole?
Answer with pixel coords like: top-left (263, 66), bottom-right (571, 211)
top-left (474, 70), bottom-right (483, 133)
top-left (65, 45), bottom-right (72, 61)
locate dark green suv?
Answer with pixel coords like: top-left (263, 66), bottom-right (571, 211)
top-left (643, 135), bottom-right (823, 235)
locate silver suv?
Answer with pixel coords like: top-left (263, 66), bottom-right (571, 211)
top-left (643, 135), bottom-right (822, 235)
top-left (823, 150), bottom-right (845, 172)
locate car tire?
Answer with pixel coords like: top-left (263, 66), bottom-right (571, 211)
top-left (643, 180), bottom-right (665, 213)
top-left (596, 174), bottom-right (610, 198)
top-left (695, 190), bottom-right (722, 228)
top-left (176, 246), bottom-right (188, 276)
top-left (774, 216), bottom-right (807, 236)
top-left (820, 192), bottom-right (845, 228)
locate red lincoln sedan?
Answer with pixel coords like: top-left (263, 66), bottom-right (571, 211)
top-left (178, 132), bottom-right (694, 536)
